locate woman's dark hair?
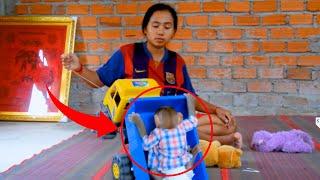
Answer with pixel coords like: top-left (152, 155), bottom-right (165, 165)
top-left (142, 3), bottom-right (178, 34)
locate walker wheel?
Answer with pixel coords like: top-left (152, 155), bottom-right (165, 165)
top-left (112, 154), bottom-right (133, 180)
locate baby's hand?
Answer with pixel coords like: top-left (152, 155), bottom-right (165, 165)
top-left (129, 113), bottom-right (141, 122)
top-left (129, 113), bottom-right (146, 137)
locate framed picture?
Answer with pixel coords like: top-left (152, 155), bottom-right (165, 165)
top-left (0, 16), bottom-right (76, 121)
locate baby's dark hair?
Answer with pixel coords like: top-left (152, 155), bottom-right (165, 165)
top-left (155, 106), bottom-right (179, 129)
top-left (142, 3), bottom-right (178, 34)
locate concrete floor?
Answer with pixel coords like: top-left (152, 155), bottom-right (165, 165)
top-left (0, 120), bottom-right (83, 172)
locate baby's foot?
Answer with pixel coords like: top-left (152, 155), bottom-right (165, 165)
top-left (186, 145), bottom-right (202, 168)
top-left (234, 132), bottom-right (243, 149)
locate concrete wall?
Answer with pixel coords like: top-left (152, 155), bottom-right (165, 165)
top-left (12, 0), bottom-right (320, 115)
top-left (1, 0), bottom-right (17, 15)
top-left (0, 0), bottom-right (5, 15)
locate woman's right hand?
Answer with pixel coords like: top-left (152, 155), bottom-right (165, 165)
top-left (60, 53), bottom-right (81, 71)
top-left (216, 107), bottom-right (235, 127)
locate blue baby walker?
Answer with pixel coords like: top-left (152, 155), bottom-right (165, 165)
top-left (111, 95), bottom-right (208, 180)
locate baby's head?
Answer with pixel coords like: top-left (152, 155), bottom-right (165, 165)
top-left (154, 106), bottom-right (182, 129)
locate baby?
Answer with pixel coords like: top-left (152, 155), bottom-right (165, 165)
top-left (131, 106), bottom-right (198, 180)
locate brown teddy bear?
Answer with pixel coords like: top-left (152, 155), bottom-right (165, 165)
top-left (198, 139), bottom-right (243, 168)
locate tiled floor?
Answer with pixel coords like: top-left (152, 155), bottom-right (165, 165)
top-left (0, 120), bottom-right (83, 172)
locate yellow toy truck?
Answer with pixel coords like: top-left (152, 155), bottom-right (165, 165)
top-left (102, 78), bottom-right (161, 126)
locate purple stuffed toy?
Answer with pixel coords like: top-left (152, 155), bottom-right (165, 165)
top-left (251, 129), bottom-right (314, 153)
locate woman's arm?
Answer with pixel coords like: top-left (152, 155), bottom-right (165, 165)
top-left (74, 65), bottom-right (104, 88)
top-left (195, 98), bottom-right (218, 114)
top-left (178, 55), bottom-right (235, 125)
top-left (195, 98), bottom-right (234, 125)
top-left (61, 50), bottom-right (125, 88)
top-left (61, 53), bottom-right (104, 88)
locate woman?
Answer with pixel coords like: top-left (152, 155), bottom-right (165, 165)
top-left (61, 3), bottom-right (242, 148)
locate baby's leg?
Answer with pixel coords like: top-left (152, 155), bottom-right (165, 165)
top-left (186, 145), bottom-right (201, 169)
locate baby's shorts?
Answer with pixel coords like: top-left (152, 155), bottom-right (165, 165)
top-left (162, 166), bottom-right (194, 180)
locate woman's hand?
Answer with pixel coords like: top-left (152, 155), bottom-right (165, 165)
top-left (216, 107), bottom-right (235, 127)
top-left (60, 53), bottom-right (81, 71)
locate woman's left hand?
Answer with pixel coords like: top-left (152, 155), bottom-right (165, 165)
top-left (216, 107), bottom-right (235, 127)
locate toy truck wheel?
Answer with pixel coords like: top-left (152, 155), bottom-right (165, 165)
top-left (112, 154), bottom-right (133, 180)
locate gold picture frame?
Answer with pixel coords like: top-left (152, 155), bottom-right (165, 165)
top-left (0, 16), bottom-right (76, 121)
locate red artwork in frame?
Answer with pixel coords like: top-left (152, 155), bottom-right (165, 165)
top-left (0, 16), bottom-right (76, 121)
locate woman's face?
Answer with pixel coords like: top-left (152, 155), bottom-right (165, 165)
top-left (144, 10), bottom-right (175, 49)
